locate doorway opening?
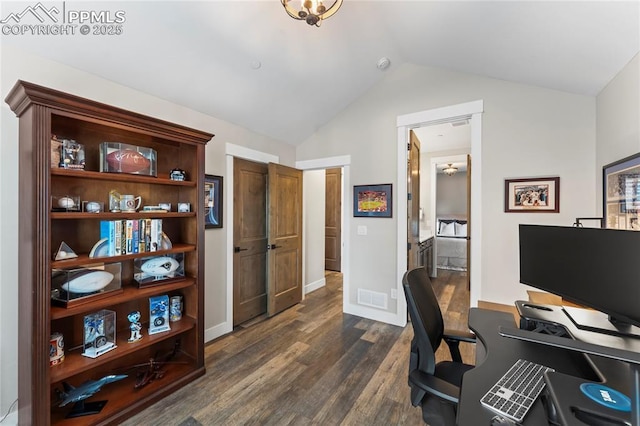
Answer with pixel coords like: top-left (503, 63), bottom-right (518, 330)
top-left (296, 156), bottom-right (351, 315)
top-left (396, 100), bottom-right (483, 327)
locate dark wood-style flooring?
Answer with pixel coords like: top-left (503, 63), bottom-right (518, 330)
top-left (123, 269), bottom-right (472, 425)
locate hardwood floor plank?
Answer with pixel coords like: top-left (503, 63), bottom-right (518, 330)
top-left (123, 269), bottom-right (471, 426)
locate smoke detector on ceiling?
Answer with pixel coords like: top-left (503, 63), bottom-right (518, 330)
top-left (377, 57), bottom-right (391, 71)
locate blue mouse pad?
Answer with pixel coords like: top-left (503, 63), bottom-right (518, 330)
top-left (580, 383), bottom-right (631, 412)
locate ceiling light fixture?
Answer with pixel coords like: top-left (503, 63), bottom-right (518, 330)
top-left (443, 164), bottom-right (458, 176)
top-left (281, 0), bottom-right (343, 27)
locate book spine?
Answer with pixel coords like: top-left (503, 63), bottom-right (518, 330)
top-left (126, 220), bottom-right (134, 254)
top-left (150, 219), bottom-right (159, 252)
top-left (138, 219), bottom-right (146, 253)
top-left (144, 218), bottom-right (152, 252)
top-left (121, 219), bottom-right (127, 255)
top-left (132, 219), bottom-right (139, 254)
top-left (99, 220), bottom-right (115, 256)
top-left (114, 220), bottom-right (122, 256)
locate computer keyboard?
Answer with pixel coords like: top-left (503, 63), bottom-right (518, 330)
top-left (480, 358), bottom-right (554, 423)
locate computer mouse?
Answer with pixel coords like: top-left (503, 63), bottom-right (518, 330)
top-left (490, 415), bottom-right (516, 426)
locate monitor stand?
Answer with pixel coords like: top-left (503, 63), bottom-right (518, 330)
top-left (563, 306), bottom-right (640, 339)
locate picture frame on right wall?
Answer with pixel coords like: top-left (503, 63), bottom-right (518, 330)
top-left (504, 177), bottom-right (560, 213)
top-left (204, 174), bottom-right (223, 229)
top-left (603, 152), bottom-right (640, 230)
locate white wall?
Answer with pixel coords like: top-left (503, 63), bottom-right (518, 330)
top-left (296, 62), bottom-right (597, 316)
top-left (436, 172), bottom-right (468, 217)
top-left (596, 53), bottom-right (640, 208)
top-left (0, 46), bottom-right (295, 416)
top-left (419, 147), bottom-right (470, 232)
top-left (303, 170), bottom-right (326, 294)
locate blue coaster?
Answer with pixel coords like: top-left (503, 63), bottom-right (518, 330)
top-left (580, 383), bottom-right (632, 412)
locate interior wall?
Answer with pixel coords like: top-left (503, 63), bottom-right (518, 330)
top-left (0, 46), bottom-right (295, 414)
top-left (436, 172), bottom-right (468, 217)
top-left (596, 53), bottom-right (640, 210)
top-left (420, 147), bottom-right (470, 232)
top-left (296, 62), bottom-right (596, 318)
top-left (303, 170), bottom-right (326, 292)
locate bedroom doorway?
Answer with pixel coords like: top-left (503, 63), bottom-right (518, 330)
top-left (430, 154), bottom-right (471, 287)
top-left (396, 100), bottom-right (482, 326)
top-left (413, 120), bottom-right (472, 294)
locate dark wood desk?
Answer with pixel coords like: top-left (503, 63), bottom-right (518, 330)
top-left (457, 308), bottom-right (613, 425)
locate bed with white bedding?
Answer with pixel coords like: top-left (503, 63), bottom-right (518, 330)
top-left (436, 217), bottom-right (468, 271)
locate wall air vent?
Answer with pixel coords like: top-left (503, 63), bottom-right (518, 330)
top-left (357, 288), bottom-right (388, 310)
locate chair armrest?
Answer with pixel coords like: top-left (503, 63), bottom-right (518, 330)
top-left (409, 369), bottom-right (460, 404)
top-left (443, 329), bottom-right (476, 363)
top-left (443, 329), bottom-right (476, 343)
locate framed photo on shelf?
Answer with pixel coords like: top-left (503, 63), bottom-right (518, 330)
top-left (205, 174), bottom-right (223, 228)
top-left (603, 152), bottom-right (640, 230)
top-left (504, 177), bottom-right (560, 213)
top-left (353, 184), bottom-right (392, 218)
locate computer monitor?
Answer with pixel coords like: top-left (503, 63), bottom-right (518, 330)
top-left (519, 224), bottom-right (640, 337)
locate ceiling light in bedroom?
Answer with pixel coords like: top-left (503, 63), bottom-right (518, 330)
top-left (281, 0), bottom-right (343, 27)
top-left (443, 164), bottom-right (458, 176)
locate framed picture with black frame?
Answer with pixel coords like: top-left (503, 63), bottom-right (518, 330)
top-left (504, 177), bottom-right (560, 213)
top-left (603, 152), bottom-right (640, 230)
top-left (205, 174), bottom-right (223, 228)
top-left (353, 183), bottom-right (392, 218)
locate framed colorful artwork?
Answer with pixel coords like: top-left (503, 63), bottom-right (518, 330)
top-left (353, 184), bottom-right (392, 218)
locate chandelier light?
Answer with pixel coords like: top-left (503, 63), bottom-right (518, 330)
top-left (281, 0), bottom-right (343, 27)
top-left (443, 164), bottom-right (458, 176)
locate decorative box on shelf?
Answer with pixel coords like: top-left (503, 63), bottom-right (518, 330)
top-left (52, 137), bottom-right (86, 170)
top-left (51, 195), bottom-right (80, 212)
top-left (100, 142), bottom-right (157, 177)
top-left (134, 253), bottom-right (185, 288)
top-left (51, 262), bottom-right (123, 308)
top-left (83, 309), bottom-right (117, 358)
top-left (149, 295), bottom-right (171, 335)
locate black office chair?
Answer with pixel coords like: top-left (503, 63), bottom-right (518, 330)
top-left (402, 267), bottom-right (476, 426)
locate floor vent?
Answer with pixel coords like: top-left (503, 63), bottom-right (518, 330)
top-left (357, 288), bottom-right (388, 310)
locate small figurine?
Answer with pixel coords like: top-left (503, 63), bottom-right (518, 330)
top-left (170, 168), bottom-right (187, 181)
top-left (127, 311), bottom-right (142, 343)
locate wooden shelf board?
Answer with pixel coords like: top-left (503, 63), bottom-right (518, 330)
top-left (51, 278), bottom-right (196, 320)
top-left (51, 361), bottom-right (205, 425)
top-left (50, 316), bottom-right (196, 383)
top-left (51, 211), bottom-right (196, 220)
top-left (51, 243), bottom-right (196, 269)
top-left (51, 168), bottom-right (196, 187)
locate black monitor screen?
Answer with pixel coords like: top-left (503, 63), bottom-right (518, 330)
top-left (519, 224), bottom-right (640, 329)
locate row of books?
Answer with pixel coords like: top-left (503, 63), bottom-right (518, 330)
top-left (100, 219), bottom-right (163, 256)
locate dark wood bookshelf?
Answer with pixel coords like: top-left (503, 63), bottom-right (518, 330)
top-left (5, 80), bottom-right (213, 425)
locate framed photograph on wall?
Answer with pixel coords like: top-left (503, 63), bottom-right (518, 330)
top-left (504, 177), bottom-right (560, 213)
top-left (353, 184), bottom-right (392, 218)
top-left (603, 152), bottom-right (640, 230)
top-left (205, 174), bottom-right (223, 228)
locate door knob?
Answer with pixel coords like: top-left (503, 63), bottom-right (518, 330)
top-left (234, 247), bottom-right (248, 253)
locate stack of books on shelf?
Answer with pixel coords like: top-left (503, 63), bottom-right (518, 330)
top-left (100, 219), bottom-right (163, 256)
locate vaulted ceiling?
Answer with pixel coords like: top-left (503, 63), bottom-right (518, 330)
top-left (2, 1), bottom-right (638, 145)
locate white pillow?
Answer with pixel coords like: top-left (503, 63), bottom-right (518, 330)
top-left (455, 222), bottom-right (467, 237)
top-left (440, 221), bottom-right (455, 236)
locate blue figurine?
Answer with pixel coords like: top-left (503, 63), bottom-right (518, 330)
top-left (127, 311), bottom-right (142, 342)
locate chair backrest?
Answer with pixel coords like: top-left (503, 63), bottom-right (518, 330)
top-left (403, 267), bottom-right (445, 375)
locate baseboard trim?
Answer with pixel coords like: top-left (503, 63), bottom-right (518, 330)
top-left (305, 277), bottom-right (326, 295)
top-left (344, 303), bottom-right (406, 327)
top-left (204, 321), bottom-right (233, 343)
